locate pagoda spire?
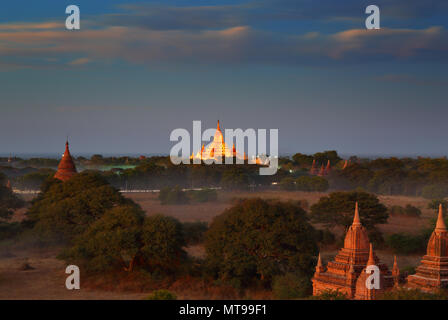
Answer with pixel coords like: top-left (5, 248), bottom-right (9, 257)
top-left (325, 160), bottom-right (331, 174)
top-left (392, 255), bottom-right (399, 277)
top-left (353, 202), bottom-right (361, 226)
top-left (435, 204), bottom-right (447, 232)
top-left (315, 252), bottom-right (325, 274)
top-left (367, 243), bottom-right (375, 266)
top-left (318, 164), bottom-right (325, 176)
top-left (54, 139), bottom-right (77, 182)
top-left (317, 252), bottom-right (322, 268)
top-left (217, 120), bottom-right (221, 132)
top-left (310, 159), bottom-right (316, 175)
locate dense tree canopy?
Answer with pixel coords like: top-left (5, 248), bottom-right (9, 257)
top-left (205, 198), bottom-right (318, 287)
top-left (141, 214), bottom-right (186, 273)
top-left (62, 205), bottom-right (145, 272)
top-left (310, 191), bottom-right (388, 230)
top-left (26, 172), bottom-right (136, 242)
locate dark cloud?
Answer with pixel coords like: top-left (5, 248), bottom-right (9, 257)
top-left (95, 0), bottom-right (448, 31)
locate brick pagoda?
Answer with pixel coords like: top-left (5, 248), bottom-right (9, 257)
top-left (407, 204), bottom-right (448, 292)
top-left (54, 140), bottom-right (77, 182)
top-left (312, 202), bottom-right (394, 299)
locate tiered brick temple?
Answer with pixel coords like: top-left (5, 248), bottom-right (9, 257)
top-left (54, 141), bottom-right (77, 182)
top-left (407, 204), bottom-right (448, 292)
top-left (312, 203), bottom-right (394, 299)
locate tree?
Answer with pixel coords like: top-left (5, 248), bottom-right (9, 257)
top-left (421, 184), bottom-right (448, 199)
top-left (220, 167), bottom-right (249, 190)
top-left (141, 214), bottom-right (186, 273)
top-left (295, 176), bottom-right (329, 192)
top-left (309, 191), bottom-right (388, 230)
top-left (292, 153), bottom-right (314, 167)
top-left (279, 177), bottom-right (295, 191)
top-left (329, 163), bottom-right (373, 190)
top-left (62, 205), bottom-right (145, 272)
top-left (313, 151), bottom-right (341, 166)
top-left (0, 173), bottom-right (24, 221)
top-left (15, 169), bottom-right (55, 190)
top-left (159, 186), bottom-right (189, 205)
top-left (26, 172), bottom-right (136, 243)
top-left (205, 198), bottom-right (318, 287)
top-left (0, 173), bottom-right (25, 240)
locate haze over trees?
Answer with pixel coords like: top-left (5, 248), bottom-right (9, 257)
top-left (0, 173), bottom-right (25, 240)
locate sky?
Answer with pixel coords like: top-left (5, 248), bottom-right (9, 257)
top-left (0, 0), bottom-right (447, 157)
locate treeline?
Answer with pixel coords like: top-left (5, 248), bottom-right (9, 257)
top-left (282, 151), bottom-right (448, 198)
top-left (101, 157), bottom-right (283, 190)
top-left (5, 151), bottom-right (448, 198)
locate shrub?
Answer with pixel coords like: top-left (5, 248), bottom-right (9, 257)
top-left (295, 176), bottom-right (329, 192)
top-left (182, 221), bottom-right (208, 245)
top-left (272, 272), bottom-right (312, 299)
top-left (0, 222), bottom-right (22, 241)
top-left (279, 177), bottom-right (295, 191)
top-left (187, 189), bottom-right (218, 203)
top-left (404, 204), bottom-right (422, 217)
top-left (144, 290), bottom-right (177, 300)
top-left (421, 184), bottom-right (448, 199)
top-left (378, 288), bottom-right (448, 300)
top-left (389, 205), bottom-right (421, 217)
top-left (159, 186), bottom-right (189, 205)
top-left (385, 233), bottom-right (426, 254)
top-left (308, 289), bottom-right (347, 300)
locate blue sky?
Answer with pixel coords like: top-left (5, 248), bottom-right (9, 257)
top-left (0, 0), bottom-right (447, 157)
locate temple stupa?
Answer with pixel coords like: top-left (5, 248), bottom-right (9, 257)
top-left (54, 140), bottom-right (77, 182)
top-left (407, 204), bottom-right (448, 292)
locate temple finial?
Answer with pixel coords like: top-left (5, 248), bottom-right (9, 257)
top-left (217, 120), bottom-right (221, 131)
top-left (353, 202), bottom-right (361, 225)
top-left (367, 243), bottom-right (375, 266)
top-left (317, 252), bottom-right (322, 268)
top-left (392, 255), bottom-right (399, 273)
top-left (435, 203), bottom-right (447, 231)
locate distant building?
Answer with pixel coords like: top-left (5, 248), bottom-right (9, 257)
top-left (54, 141), bottom-right (77, 182)
top-left (407, 204), bottom-right (448, 292)
top-left (312, 202), bottom-right (395, 299)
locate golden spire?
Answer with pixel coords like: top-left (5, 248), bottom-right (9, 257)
top-left (353, 202), bottom-right (361, 226)
top-left (217, 120), bottom-right (221, 132)
top-left (367, 243), bottom-right (375, 266)
top-left (436, 204), bottom-right (447, 232)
